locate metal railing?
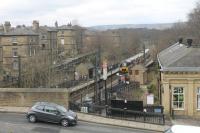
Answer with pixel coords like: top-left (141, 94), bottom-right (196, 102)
top-left (69, 103), bottom-right (165, 125)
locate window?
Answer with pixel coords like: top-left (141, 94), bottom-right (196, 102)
top-left (61, 31), bottom-right (64, 34)
top-left (61, 38), bottom-right (64, 45)
top-left (13, 60), bottom-right (18, 70)
top-left (29, 46), bottom-right (32, 56)
top-left (135, 70), bottom-right (139, 75)
top-left (42, 44), bottom-right (45, 49)
top-left (71, 39), bottom-right (75, 44)
top-left (35, 105), bottom-right (44, 111)
top-left (29, 37), bottom-right (36, 43)
top-left (0, 47), bottom-right (2, 61)
top-left (12, 36), bottom-right (17, 45)
top-left (197, 88), bottom-right (200, 109)
top-left (44, 106), bottom-right (58, 114)
top-left (42, 35), bottom-right (46, 39)
top-left (12, 48), bottom-right (18, 57)
top-left (129, 70), bottom-right (133, 75)
top-left (33, 49), bottom-right (36, 55)
top-left (172, 87), bottom-right (184, 109)
top-left (29, 38), bottom-right (33, 43)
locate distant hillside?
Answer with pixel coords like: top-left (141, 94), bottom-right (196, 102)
top-left (89, 23), bottom-right (174, 31)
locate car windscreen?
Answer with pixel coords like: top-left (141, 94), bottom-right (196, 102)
top-left (57, 105), bottom-right (67, 113)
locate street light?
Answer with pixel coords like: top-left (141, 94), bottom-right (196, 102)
top-left (102, 61), bottom-right (108, 105)
top-left (97, 68), bottom-right (101, 105)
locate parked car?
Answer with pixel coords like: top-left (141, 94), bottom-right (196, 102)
top-left (164, 125), bottom-right (200, 133)
top-left (26, 102), bottom-right (77, 127)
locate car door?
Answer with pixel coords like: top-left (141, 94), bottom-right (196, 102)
top-left (44, 105), bottom-right (61, 123)
top-left (34, 105), bottom-right (46, 121)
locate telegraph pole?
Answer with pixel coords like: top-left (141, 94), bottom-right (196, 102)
top-left (105, 79), bottom-right (107, 105)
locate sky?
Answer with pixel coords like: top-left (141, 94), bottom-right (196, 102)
top-left (0, 0), bottom-right (198, 27)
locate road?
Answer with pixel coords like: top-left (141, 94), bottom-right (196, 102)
top-left (0, 113), bottom-right (161, 133)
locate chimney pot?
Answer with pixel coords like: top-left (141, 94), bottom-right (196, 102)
top-left (32, 20), bottom-right (39, 31)
top-left (4, 21), bottom-right (11, 33)
top-left (187, 39), bottom-right (193, 47)
top-left (178, 38), bottom-right (183, 44)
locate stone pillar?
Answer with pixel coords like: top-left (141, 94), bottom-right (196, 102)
top-left (162, 82), bottom-right (170, 114)
top-left (187, 80), bottom-right (194, 116)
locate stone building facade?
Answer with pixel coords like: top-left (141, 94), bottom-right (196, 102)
top-left (158, 41), bottom-right (200, 118)
top-left (0, 21), bottom-right (84, 85)
top-left (57, 24), bottom-right (84, 57)
top-left (129, 64), bottom-right (147, 85)
top-left (32, 21), bottom-right (57, 51)
top-left (0, 23), bottom-right (39, 79)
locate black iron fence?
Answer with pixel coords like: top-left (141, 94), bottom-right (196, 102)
top-left (69, 103), bottom-right (165, 125)
top-left (108, 107), bottom-right (165, 125)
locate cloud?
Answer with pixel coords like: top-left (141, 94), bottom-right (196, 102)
top-left (0, 0), bottom-right (198, 26)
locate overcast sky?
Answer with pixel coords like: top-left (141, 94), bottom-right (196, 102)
top-left (0, 0), bottom-right (198, 27)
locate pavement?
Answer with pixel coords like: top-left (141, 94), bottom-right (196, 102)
top-left (170, 118), bottom-right (200, 127)
top-left (0, 113), bottom-right (159, 133)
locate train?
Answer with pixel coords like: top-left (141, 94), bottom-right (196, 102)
top-left (119, 49), bottom-right (150, 73)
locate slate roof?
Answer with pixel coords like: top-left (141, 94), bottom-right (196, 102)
top-left (0, 26), bottom-right (57, 36)
top-left (57, 25), bottom-right (74, 30)
top-left (40, 26), bottom-right (57, 32)
top-left (2, 27), bottom-right (38, 36)
top-left (157, 42), bottom-right (200, 72)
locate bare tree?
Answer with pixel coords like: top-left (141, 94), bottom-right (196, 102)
top-left (188, 2), bottom-right (200, 37)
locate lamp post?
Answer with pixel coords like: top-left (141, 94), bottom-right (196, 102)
top-left (97, 68), bottom-right (101, 105)
top-left (102, 61), bottom-right (108, 105)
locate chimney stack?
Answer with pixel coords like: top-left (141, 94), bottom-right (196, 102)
top-left (187, 39), bottom-right (193, 48)
top-left (178, 37), bottom-right (183, 44)
top-left (67, 21), bottom-right (72, 27)
top-left (32, 20), bottom-right (39, 31)
top-left (16, 25), bottom-right (21, 28)
top-left (4, 21), bottom-right (11, 33)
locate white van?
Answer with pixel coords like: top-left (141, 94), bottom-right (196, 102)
top-left (164, 125), bottom-right (200, 133)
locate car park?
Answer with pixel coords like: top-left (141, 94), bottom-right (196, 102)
top-left (26, 102), bottom-right (77, 127)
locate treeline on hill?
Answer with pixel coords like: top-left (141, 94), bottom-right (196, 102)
top-left (82, 1), bottom-right (200, 64)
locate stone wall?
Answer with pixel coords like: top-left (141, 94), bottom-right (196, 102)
top-left (0, 88), bottom-right (69, 108)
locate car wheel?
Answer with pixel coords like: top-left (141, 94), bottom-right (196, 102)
top-left (61, 119), bottom-right (69, 127)
top-left (29, 115), bottom-right (36, 123)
